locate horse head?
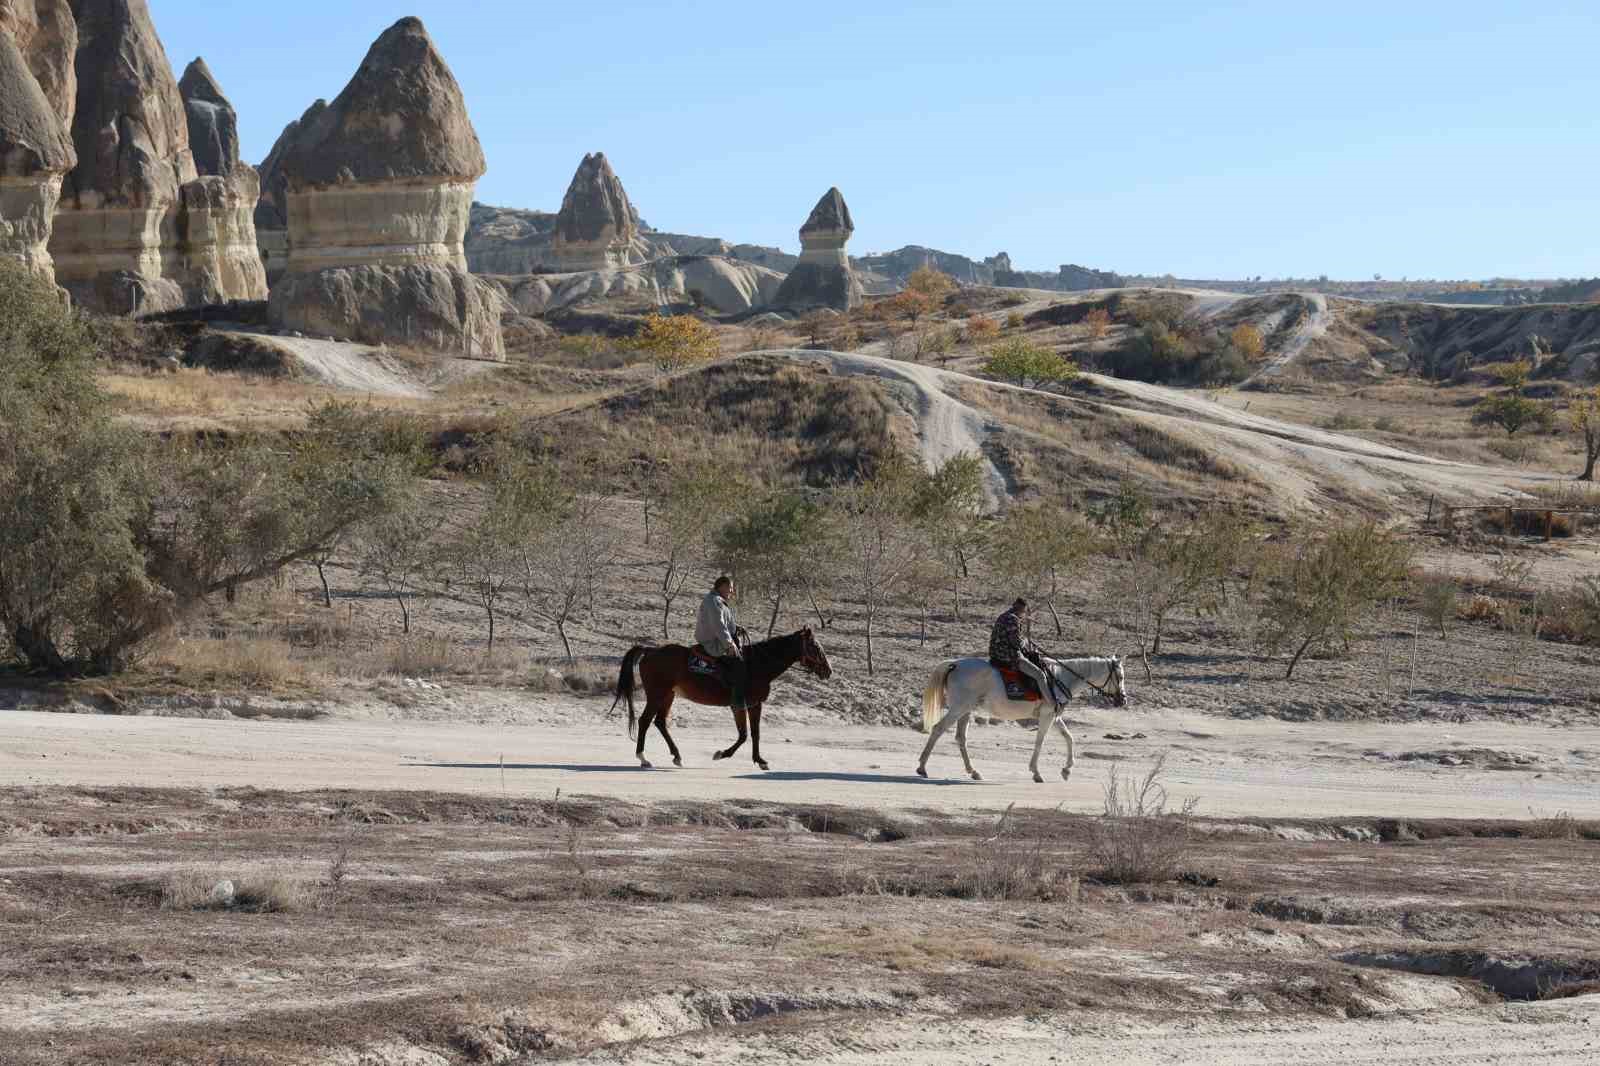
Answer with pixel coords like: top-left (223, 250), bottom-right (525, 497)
top-left (1108, 655), bottom-right (1128, 707)
top-left (800, 627), bottom-right (833, 680)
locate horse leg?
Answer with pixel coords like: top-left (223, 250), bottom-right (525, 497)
top-left (1028, 704), bottom-right (1051, 783)
top-left (916, 709), bottom-right (957, 778)
top-left (654, 699), bottom-right (683, 768)
top-left (714, 707), bottom-right (749, 762)
top-left (955, 714), bottom-right (982, 781)
top-left (1053, 717), bottom-right (1076, 781)
top-left (750, 704), bottom-right (769, 771)
top-left (636, 701), bottom-right (658, 769)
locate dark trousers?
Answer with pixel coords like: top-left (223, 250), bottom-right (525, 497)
top-left (717, 655), bottom-right (749, 710)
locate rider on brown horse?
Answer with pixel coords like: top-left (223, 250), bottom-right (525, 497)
top-left (695, 576), bottom-right (748, 712)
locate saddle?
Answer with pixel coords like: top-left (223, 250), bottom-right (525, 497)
top-left (990, 660), bottom-right (1044, 703)
top-left (687, 645), bottom-right (721, 677)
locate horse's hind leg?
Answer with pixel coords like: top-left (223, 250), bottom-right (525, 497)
top-left (635, 702), bottom-right (658, 769)
top-left (916, 710), bottom-right (957, 778)
top-left (714, 708), bottom-right (749, 762)
top-left (955, 715), bottom-right (982, 781)
top-left (1052, 717), bottom-right (1075, 781)
top-left (654, 698), bottom-right (683, 768)
top-left (750, 705), bottom-right (769, 771)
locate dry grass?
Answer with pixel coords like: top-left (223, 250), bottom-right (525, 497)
top-left (148, 635), bottom-right (317, 692)
top-left (161, 870), bottom-right (315, 913)
top-left (1087, 753), bottom-right (1200, 885)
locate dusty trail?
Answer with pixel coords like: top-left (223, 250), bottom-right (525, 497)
top-left (777, 347), bottom-right (1556, 510)
top-left (1247, 291), bottom-right (1331, 382)
top-left (571, 997), bottom-right (1600, 1066)
top-left (4, 708), bottom-right (1596, 820)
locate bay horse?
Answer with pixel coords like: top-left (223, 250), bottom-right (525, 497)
top-left (917, 655), bottom-right (1128, 783)
top-left (611, 628), bottom-right (833, 770)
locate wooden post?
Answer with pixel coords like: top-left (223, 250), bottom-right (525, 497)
top-left (1426, 494), bottom-right (1436, 524)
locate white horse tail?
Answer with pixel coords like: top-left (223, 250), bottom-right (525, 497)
top-left (922, 661), bottom-right (959, 733)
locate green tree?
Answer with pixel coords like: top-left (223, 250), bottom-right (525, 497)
top-left (1474, 358), bottom-right (1553, 438)
top-left (716, 493), bottom-right (836, 636)
top-left (1261, 520), bottom-right (1416, 680)
top-left (1125, 510), bottom-right (1254, 659)
top-left (912, 453), bottom-right (991, 620)
top-left (982, 338), bottom-right (1078, 389)
top-left (988, 504), bottom-right (1093, 639)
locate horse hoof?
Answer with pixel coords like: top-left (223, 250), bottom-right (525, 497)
top-left (971, 771), bottom-right (983, 782)
top-left (1061, 767), bottom-right (1072, 781)
top-left (1033, 773), bottom-right (1045, 784)
top-left (673, 756), bottom-right (684, 768)
top-left (916, 766), bottom-right (928, 779)
top-left (712, 750), bottom-right (727, 762)
top-left (756, 761), bottom-right (770, 772)
top-left (640, 760), bottom-right (654, 770)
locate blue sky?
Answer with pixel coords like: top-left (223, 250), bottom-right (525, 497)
top-left (150, 1), bottom-right (1599, 280)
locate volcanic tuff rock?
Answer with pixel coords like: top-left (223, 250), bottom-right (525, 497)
top-left (267, 16), bottom-right (502, 358)
top-left (252, 101), bottom-right (321, 286)
top-left (0, 0), bottom-right (75, 279)
top-left (487, 255), bottom-right (785, 317)
top-left (175, 58), bottom-right (266, 304)
top-left (549, 152), bottom-right (645, 270)
top-left (772, 187), bottom-right (862, 312)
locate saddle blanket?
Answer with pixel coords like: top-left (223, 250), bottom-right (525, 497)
top-left (993, 663), bottom-right (1044, 703)
top-left (687, 646), bottom-right (721, 677)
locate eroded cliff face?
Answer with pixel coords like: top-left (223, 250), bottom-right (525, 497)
top-left (0, 0), bottom-right (75, 281)
top-left (176, 57), bottom-right (266, 303)
top-left (266, 16), bottom-right (503, 359)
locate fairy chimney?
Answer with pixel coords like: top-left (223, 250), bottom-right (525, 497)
top-left (772, 187), bottom-right (862, 312)
top-left (0, 0), bottom-right (76, 282)
top-left (549, 151), bottom-right (641, 271)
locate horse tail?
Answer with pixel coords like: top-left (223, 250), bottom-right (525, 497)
top-left (922, 661), bottom-right (958, 734)
top-left (612, 646), bottom-right (648, 739)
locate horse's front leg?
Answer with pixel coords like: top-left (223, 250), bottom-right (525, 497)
top-left (1028, 705), bottom-right (1051, 783)
top-left (750, 705), bottom-right (769, 771)
top-left (654, 712), bottom-right (683, 768)
top-left (714, 707), bottom-right (749, 762)
top-left (1052, 717), bottom-right (1075, 781)
top-left (955, 714), bottom-right (982, 781)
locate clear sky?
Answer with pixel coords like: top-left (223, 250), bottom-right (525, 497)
top-left (149, 0), bottom-right (1599, 280)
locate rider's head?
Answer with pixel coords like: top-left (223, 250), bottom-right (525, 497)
top-left (715, 576), bottom-right (735, 601)
top-left (1013, 598), bottom-right (1029, 615)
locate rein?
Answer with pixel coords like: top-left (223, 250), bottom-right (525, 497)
top-left (1048, 656), bottom-right (1119, 703)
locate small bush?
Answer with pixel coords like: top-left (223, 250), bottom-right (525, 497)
top-left (1459, 593), bottom-right (1502, 623)
top-left (1086, 754), bottom-right (1199, 884)
top-left (1417, 574), bottom-right (1459, 637)
top-left (951, 804), bottom-right (1072, 901)
top-left (1319, 413), bottom-right (1368, 431)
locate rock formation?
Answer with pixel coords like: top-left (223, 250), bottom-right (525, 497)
top-left (176, 57), bottom-right (266, 304)
top-left (268, 17), bottom-right (503, 359)
top-left (252, 101), bottom-right (320, 286)
top-left (772, 187), bottom-right (861, 312)
top-left (46, 0), bottom-right (264, 312)
top-left (49, 0), bottom-right (196, 312)
top-left (0, 0), bottom-right (75, 281)
top-left (548, 152), bottom-right (644, 270)
top-left (486, 255), bottom-right (784, 317)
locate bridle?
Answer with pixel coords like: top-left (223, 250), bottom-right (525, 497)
top-left (1048, 655), bottom-right (1125, 706)
top-left (799, 629), bottom-right (831, 678)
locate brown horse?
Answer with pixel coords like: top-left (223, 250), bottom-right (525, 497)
top-left (612, 628), bottom-right (833, 770)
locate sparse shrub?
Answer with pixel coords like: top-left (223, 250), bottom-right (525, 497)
top-left (965, 314), bottom-right (1000, 344)
top-left (1084, 307), bottom-right (1112, 339)
top-left (951, 804), bottom-right (1071, 901)
top-left (1475, 393), bottom-right (1554, 438)
top-left (1260, 520), bottom-right (1416, 679)
top-left (1086, 753), bottom-right (1199, 884)
top-left (1320, 413), bottom-right (1368, 431)
top-left (1229, 323), bottom-right (1266, 361)
top-left (905, 265), bottom-right (957, 299)
top-left (1000, 293), bottom-right (1028, 308)
top-left (1417, 574), bottom-right (1460, 638)
top-left (1004, 310), bottom-right (1024, 329)
top-left (744, 325), bottom-right (781, 352)
top-left (1373, 416), bottom-right (1400, 433)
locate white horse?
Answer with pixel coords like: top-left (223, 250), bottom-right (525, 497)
top-left (917, 656), bottom-right (1128, 783)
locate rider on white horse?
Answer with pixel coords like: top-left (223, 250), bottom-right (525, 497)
top-left (989, 599), bottom-right (1063, 710)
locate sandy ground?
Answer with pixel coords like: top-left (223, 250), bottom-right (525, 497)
top-left (5, 706), bottom-right (1597, 820)
top-left (571, 999), bottom-right (1600, 1065)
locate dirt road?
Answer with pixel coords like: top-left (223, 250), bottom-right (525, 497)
top-left (5, 707), bottom-right (1596, 820)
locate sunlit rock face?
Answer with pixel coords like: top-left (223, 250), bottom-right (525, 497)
top-left (0, 0), bottom-right (75, 282)
top-left (48, 0), bottom-right (196, 313)
top-left (772, 187), bottom-right (862, 312)
top-left (267, 16), bottom-right (503, 359)
top-left (176, 57), bottom-right (266, 304)
top-left (548, 152), bottom-right (645, 271)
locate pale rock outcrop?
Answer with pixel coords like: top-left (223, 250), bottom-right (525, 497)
top-left (772, 187), bottom-right (861, 312)
top-left (177, 57), bottom-right (266, 304)
top-left (50, 0), bottom-right (196, 313)
top-left (488, 255), bottom-right (784, 317)
top-left (252, 101), bottom-right (321, 286)
top-left (0, 0), bottom-right (75, 280)
top-left (548, 152), bottom-right (646, 270)
top-left (268, 17), bottom-right (503, 358)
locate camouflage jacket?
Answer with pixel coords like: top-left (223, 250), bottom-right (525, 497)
top-left (988, 608), bottom-right (1033, 666)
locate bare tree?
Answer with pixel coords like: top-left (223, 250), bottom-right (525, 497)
top-left (652, 463), bottom-right (740, 638)
top-left (831, 455), bottom-right (926, 675)
top-left (358, 491), bottom-right (440, 634)
top-left (521, 492), bottom-right (621, 663)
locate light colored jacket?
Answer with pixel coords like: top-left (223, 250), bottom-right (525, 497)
top-left (695, 591), bottom-right (740, 658)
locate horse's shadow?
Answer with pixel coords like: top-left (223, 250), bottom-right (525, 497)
top-left (734, 771), bottom-right (975, 786)
top-left (420, 762), bottom-right (654, 774)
